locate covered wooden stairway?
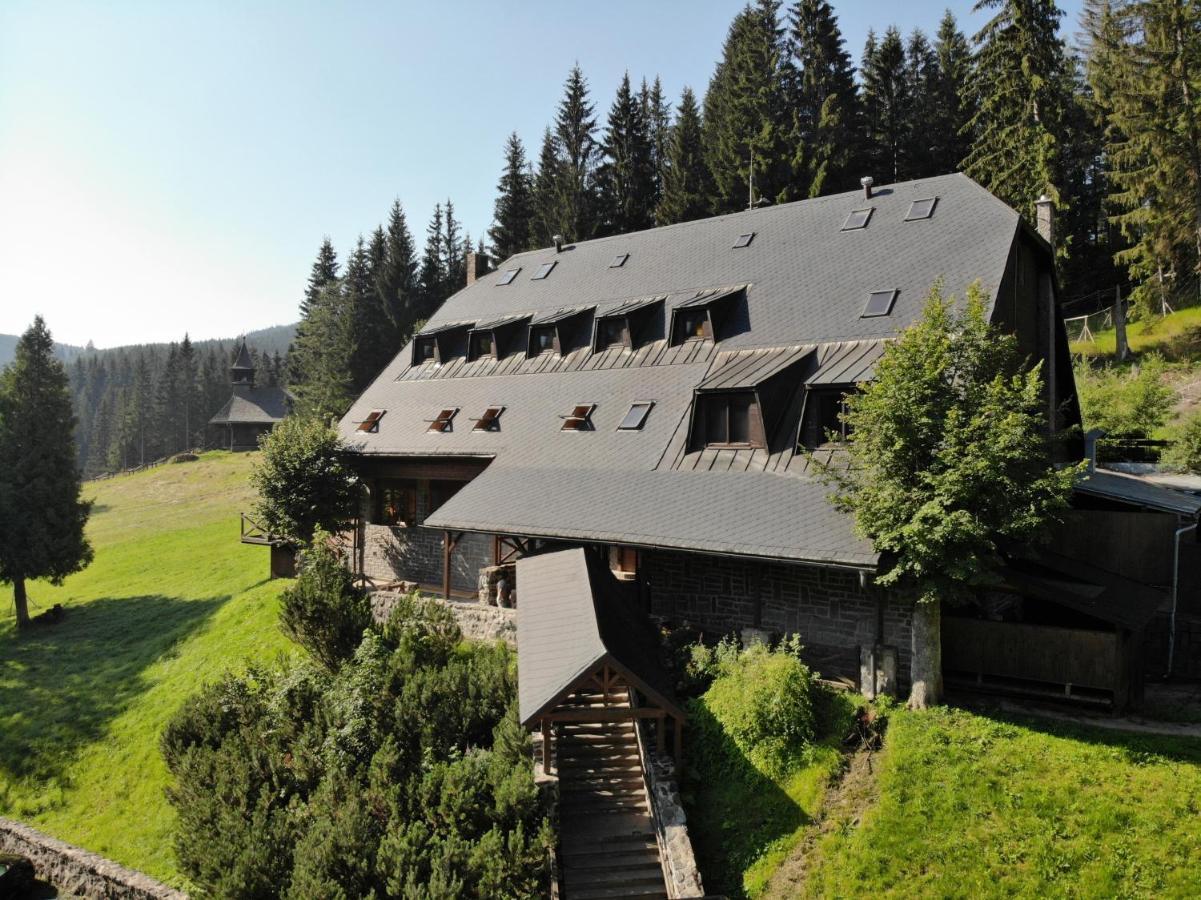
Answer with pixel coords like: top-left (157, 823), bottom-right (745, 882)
top-left (516, 549), bottom-right (687, 900)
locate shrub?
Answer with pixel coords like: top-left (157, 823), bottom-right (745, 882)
top-left (698, 643), bottom-right (817, 779)
top-left (1075, 355), bottom-right (1175, 439)
top-left (1164, 410), bottom-right (1201, 473)
top-left (279, 535), bottom-right (372, 672)
top-left (251, 416), bottom-right (358, 544)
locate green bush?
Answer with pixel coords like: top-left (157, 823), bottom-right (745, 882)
top-left (164, 598), bottom-right (550, 898)
top-left (279, 534), bottom-right (372, 672)
top-left (1074, 355), bottom-right (1175, 439)
top-left (697, 643), bottom-right (817, 779)
top-left (1164, 410), bottom-right (1201, 473)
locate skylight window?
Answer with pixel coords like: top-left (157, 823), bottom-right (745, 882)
top-left (427, 407), bottom-right (459, 433)
top-left (842, 208), bottom-right (874, 231)
top-left (618, 401), bottom-right (654, 431)
top-left (560, 404), bottom-right (595, 432)
top-left (356, 410), bottom-right (385, 433)
top-left (473, 406), bottom-right (504, 432)
top-left (905, 198), bottom-right (937, 221)
top-left (496, 267), bottom-right (521, 285)
top-left (733, 232), bottom-right (755, 249)
top-left (863, 289), bottom-right (899, 318)
top-left (532, 261), bottom-right (557, 280)
top-left (610, 253), bottom-right (629, 268)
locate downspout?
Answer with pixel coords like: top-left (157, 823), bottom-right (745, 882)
top-left (1168, 519), bottom-right (1199, 676)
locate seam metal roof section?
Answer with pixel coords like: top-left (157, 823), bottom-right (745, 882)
top-left (417, 320), bottom-right (475, 337)
top-left (516, 548), bottom-right (682, 726)
top-left (425, 464), bottom-right (877, 567)
top-left (1076, 469), bottom-right (1201, 518)
top-left (597, 294), bottom-right (667, 318)
top-left (673, 284), bottom-right (747, 309)
top-left (698, 345), bottom-right (814, 391)
top-left (807, 340), bottom-right (889, 386)
top-left (472, 313), bottom-right (532, 331)
top-left (530, 306), bottom-right (592, 326)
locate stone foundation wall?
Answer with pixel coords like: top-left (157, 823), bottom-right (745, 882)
top-left (370, 591), bottom-right (516, 647)
top-left (361, 523), bottom-right (491, 595)
top-left (0, 816), bottom-right (184, 899)
top-left (642, 550), bottom-right (911, 686)
top-left (637, 734), bottom-right (704, 899)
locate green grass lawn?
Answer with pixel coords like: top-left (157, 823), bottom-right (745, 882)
top-left (801, 706), bottom-right (1201, 898)
top-left (0, 452), bottom-right (297, 887)
top-left (1071, 305), bottom-right (1201, 362)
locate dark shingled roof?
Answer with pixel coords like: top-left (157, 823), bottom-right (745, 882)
top-left (1076, 469), bottom-right (1201, 518)
top-left (232, 340), bottom-right (254, 371)
top-left (208, 386), bottom-right (292, 425)
top-left (516, 547), bottom-right (683, 726)
top-left (341, 174), bottom-right (1028, 567)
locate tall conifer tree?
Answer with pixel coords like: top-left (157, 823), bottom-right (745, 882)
top-left (532, 128), bottom-right (563, 248)
top-left (861, 27), bottom-right (912, 182)
top-left (419, 203), bottom-right (447, 316)
top-left (376, 201), bottom-right (418, 339)
top-left (932, 11), bottom-right (975, 174)
top-left (489, 133), bottom-right (535, 261)
top-left (301, 238), bottom-right (339, 319)
top-left (0, 316), bottom-right (93, 628)
top-left (643, 76), bottom-right (673, 206)
top-left (553, 65), bottom-right (601, 241)
top-left (599, 72), bottom-right (657, 235)
top-left (656, 87), bottom-right (716, 224)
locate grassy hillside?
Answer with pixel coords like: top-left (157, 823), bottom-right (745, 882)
top-left (795, 707), bottom-right (1201, 898)
top-left (0, 452), bottom-right (296, 887)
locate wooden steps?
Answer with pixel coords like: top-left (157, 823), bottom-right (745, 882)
top-left (556, 694), bottom-right (668, 900)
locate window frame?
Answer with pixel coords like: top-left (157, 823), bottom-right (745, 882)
top-left (609, 253), bottom-right (629, 268)
top-left (732, 232), bottom-right (755, 248)
top-left (531, 260), bottom-right (557, 280)
top-left (617, 401), bottom-right (654, 431)
top-left (468, 329), bottom-right (496, 361)
top-left (842, 207), bottom-right (874, 231)
top-left (376, 479), bottom-right (418, 527)
top-left (672, 308), bottom-right (711, 344)
top-left (356, 410), bottom-right (386, 433)
top-left (473, 406), bottom-right (505, 432)
top-left (905, 197), bottom-right (938, 221)
top-left (799, 387), bottom-right (853, 449)
top-left (528, 324), bottom-right (558, 356)
top-left (427, 407), bottom-right (459, 433)
top-left (862, 289), bottom-right (899, 318)
top-left (594, 315), bottom-right (628, 351)
top-left (695, 391), bottom-right (765, 449)
top-left (496, 267), bottom-right (521, 285)
top-left (560, 403), bottom-right (596, 432)
top-left (413, 337), bottom-right (436, 365)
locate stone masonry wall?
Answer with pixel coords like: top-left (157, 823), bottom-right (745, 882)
top-left (360, 485), bottom-right (492, 593)
top-left (370, 591), bottom-right (517, 647)
top-left (642, 550), bottom-right (911, 687)
top-left (0, 816), bottom-right (184, 899)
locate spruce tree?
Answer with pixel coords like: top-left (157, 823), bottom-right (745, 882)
top-left (599, 72), bottom-right (657, 235)
top-left (787, 0), bottom-right (862, 196)
top-left (553, 65), bottom-right (601, 241)
top-left (904, 30), bottom-right (940, 178)
top-left (443, 200), bottom-right (465, 293)
top-left (345, 235), bottom-right (393, 391)
top-left (703, 0), bottom-right (793, 210)
top-left (963, 0), bottom-right (1070, 222)
top-left (302, 238), bottom-right (340, 319)
top-left (643, 76), bottom-right (673, 206)
top-left (178, 334), bottom-right (199, 449)
top-left (290, 281), bottom-right (356, 422)
top-left (375, 201), bottom-right (418, 340)
top-left (419, 203), bottom-right (447, 317)
top-left (656, 87), bottom-right (716, 224)
top-left (932, 11), bottom-right (975, 174)
top-left (861, 27), bottom-right (912, 182)
top-left (488, 133), bottom-right (535, 261)
top-left (532, 128), bottom-right (563, 248)
top-left (0, 316), bottom-right (93, 629)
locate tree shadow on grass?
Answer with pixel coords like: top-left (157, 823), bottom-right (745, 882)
top-left (0, 593), bottom-right (229, 790)
top-left (959, 698), bottom-right (1201, 765)
top-left (680, 702), bottom-right (812, 899)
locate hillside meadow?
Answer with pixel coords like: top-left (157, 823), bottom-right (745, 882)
top-left (0, 451), bottom-right (296, 887)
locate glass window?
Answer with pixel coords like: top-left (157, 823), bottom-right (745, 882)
top-left (414, 338), bottom-right (436, 363)
top-left (596, 317), bottom-right (626, 349)
top-left (610, 253), bottom-right (629, 268)
top-left (863, 289), bottom-right (898, 317)
top-left (733, 232), bottom-right (755, 248)
top-left (469, 331), bottom-right (494, 360)
top-left (842, 207), bottom-right (874, 230)
top-left (801, 389), bottom-right (852, 447)
top-left (473, 406), bottom-right (504, 431)
top-left (674, 309), bottom-right (708, 343)
top-left (906, 198), bottom-right (937, 220)
top-left (532, 261), bottom-right (556, 280)
top-left (377, 480), bottom-right (417, 526)
top-left (427, 408), bottom-right (458, 433)
top-left (496, 267), bottom-right (521, 285)
top-left (530, 326), bottom-right (556, 354)
top-left (357, 410), bottom-right (385, 433)
top-left (561, 404), bottom-right (595, 431)
top-left (618, 401), bottom-right (653, 430)
top-left (699, 392), bottom-right (762, 448)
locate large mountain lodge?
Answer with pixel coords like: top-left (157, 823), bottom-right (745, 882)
top-left (336, 173), bottom-right (1201, 708)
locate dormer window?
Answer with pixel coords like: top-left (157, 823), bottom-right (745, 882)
top-left (696, 392), bottom-right (764, 448)
top-left (561, 404), bottom-right (595, 432)
top-left (669, 286), bottom-right (744, 346)
top-left (356, 410), bottom-right (385, 433)
top-left (674, 309), bottom-right (708, 342)
top-left (596, 317), bottom-right (626, 350)
top-left (427, 407), bottom-right (458, 433)
top-left (528, 307), bottom-right (594, 357)
top-left (800, 388), bottom-right (852, 448)
top-left (473, 406), bottom-right (504, 432)
top-left (530, 325), bottom-right (557, 355)
top-left (468, 330), bottom-right (494, 361)
top-left (414, 338), bottom-right (436, 364)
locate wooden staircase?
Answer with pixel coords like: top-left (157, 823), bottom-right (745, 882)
top-left (557, 691), bottom-right (668, 899)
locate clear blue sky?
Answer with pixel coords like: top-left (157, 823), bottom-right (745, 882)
top-left (0, 0), bottom-right (1084, 348)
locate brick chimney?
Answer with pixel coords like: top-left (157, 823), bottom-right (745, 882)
top-left (1035, 194), bottom-right (1055, 247)
top-left (466, 251), bottom-right (491, 285)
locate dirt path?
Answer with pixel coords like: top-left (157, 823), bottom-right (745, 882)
top-left (761, 744), bottom-right (882, 899)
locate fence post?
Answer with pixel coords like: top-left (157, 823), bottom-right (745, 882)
top-left (1114, 285), bottom-right (1129, 362)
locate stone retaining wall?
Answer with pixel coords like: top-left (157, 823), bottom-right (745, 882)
top-left (370, 591), bottom-right (516, 647)
top-left (636, 730), bottom-right (704, 898)
top-left (0, 817), bottom-right (184, 900)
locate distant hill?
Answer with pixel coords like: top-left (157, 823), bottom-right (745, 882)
top-left (0, 323), bottom-right (297, 369)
